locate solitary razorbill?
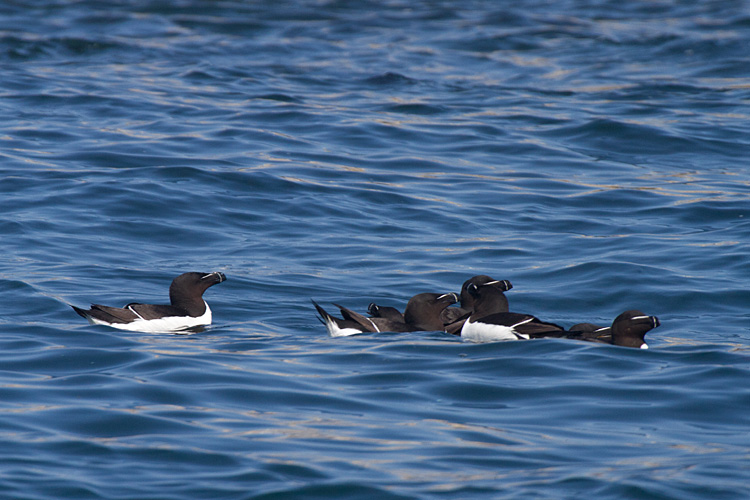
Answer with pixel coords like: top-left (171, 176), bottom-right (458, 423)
top-left (71, 271), bottom-right (226, 333)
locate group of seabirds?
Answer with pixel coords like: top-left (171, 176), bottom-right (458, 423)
top-left (71, 272), bottom-right (660, 349)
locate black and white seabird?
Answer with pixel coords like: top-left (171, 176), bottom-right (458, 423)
top-left (71, 271), bottom-right (226, 333)
top-left (563, 310), bottom-right (660, 349)
top-left (460, 282), bottom-right (564, 342)
top-left (443, 275), bottom-right (513, 334)
top-left (313, 292), bottom-right (459, 337)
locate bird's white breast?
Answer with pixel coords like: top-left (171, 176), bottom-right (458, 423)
top-left (461, 317), bottom-right (528, 343)
top-left (323, 317), bottom-right (364, 337)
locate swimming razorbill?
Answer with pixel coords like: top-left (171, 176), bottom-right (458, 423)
top-left (460, 281), bottom-right (564, 342)
top-left (71, 271), bottom-right (226, 333)
top-left (563, 310), bottom-right (660, 349)
top-left (443, 275), bottom-right (513, 334)
top-left (313, 292), bottom-right (459, 337)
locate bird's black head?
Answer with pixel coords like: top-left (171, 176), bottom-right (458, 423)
top-left (404, 292), bottom-right (459, 330)
top-left (611, 310), bottom-right (660, 349)
top-left (169, 271), bottom-right (226, 305)
top-left (368, 303), bottom-right (404, 322)
top-left (463, 276), bottom-right (512, 305)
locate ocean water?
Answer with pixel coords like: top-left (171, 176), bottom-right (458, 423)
top-left (1, 1), bottom-right (749, 498)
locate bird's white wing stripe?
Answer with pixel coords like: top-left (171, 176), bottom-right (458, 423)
top-left (127, 305), bottom-right (146, 321)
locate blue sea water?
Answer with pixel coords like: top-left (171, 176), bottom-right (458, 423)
top-left (1, 0), bottom-right (749, 498)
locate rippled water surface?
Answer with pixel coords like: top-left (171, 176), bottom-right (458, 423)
top-left (2, 1), bottom-right (749, 499)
